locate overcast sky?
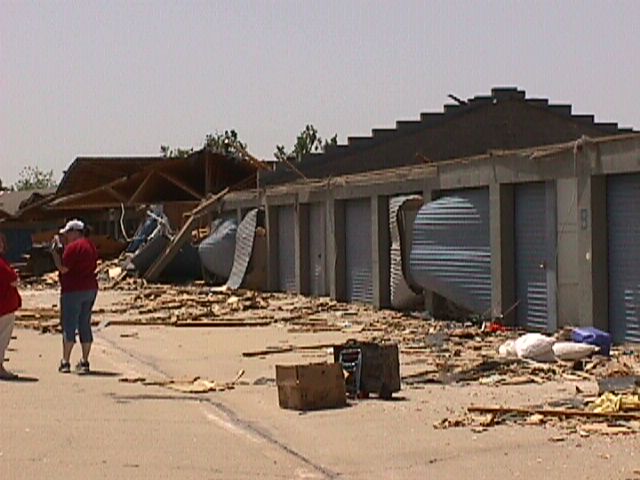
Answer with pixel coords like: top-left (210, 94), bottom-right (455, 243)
top-left (1, 0), bottom-right (638, 185)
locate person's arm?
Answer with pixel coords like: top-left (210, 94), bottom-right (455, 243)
top-left (50, 236), bottom-right (69, 273)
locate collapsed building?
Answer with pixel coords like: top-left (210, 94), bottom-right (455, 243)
top-left (5, 87), bottom-right (639, 345)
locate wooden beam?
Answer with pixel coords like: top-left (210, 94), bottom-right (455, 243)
top-left (144, 188), bottom-right (229, 281)
top-left (157, 171), bottom-right (203, 200)
top-left (467, 405), bottom-right (640, 421)
top-left (105, 186), bottom-right (127, 203)
top-left (50, 176), bottom-right (131, 208)
top-left (128, 171), bottom-right (155, 205)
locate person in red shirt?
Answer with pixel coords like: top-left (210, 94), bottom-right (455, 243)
top-left (0, 232), bottom-right (22, 380)
top-left (52, 220), bottom-right (98, 374)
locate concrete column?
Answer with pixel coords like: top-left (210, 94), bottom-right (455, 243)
top-left (326, 198), bottom-right (346, 301)
top-left (576, 147), bottom-right (608, 330)
top-left (490, 182), bottom-right (516, 325)
top-left (295, 203), bottom-right (310, 295)
top-left (371, 195), bottom-right (391, 309)
top-left (265, 204), bottom-right (279, 292)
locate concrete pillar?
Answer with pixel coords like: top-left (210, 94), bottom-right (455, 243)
top-left (295, 203), bottom-right (310, 295)
top-left (371, 195), bottom-right (391, 309)
top-left (265, 204), bottom-right (279, 292)
top-left (490, 182), bottom-right (516, 325)
top-left (326, 198), bottom-right (346, 301)
top-left (576, 147), bottom-right (608, 330)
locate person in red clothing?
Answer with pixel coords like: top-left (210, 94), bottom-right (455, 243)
top-left (0, 232), bottom-right (22, 380)
top-left (51, 219), bottom-right (98, 374)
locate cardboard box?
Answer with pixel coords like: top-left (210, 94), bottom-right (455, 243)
top-left (275, 363), bottom-right (347, 411)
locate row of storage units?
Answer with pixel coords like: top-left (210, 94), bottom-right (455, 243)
top-left (203, 173), bottom-right (640, 343)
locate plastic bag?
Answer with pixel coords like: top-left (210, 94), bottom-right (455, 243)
top-left (552, 341), bottom-right (599, 361)
top-left (514, 333), bottom-right (556, 362)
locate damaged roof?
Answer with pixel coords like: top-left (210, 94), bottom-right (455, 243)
top-left (264, 87), bottom-right (636, 185)
top-left (0, 188), bottom-right (56, 220)
top-left (49, 148), bottom-right (260, 210)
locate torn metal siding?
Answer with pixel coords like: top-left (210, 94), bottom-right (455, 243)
top-left (390, 195), bottom-right (423, 310)
top-left (226, 209), bottom-right (258, 290)
top-left (409, 189), bottom-right (491, 314)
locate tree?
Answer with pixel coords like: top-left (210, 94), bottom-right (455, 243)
top-left (275, 125), bottom-right (338, 163)
top-left (160, 145), bottom-right (194, 158)
top-left (204, 130), bottom-right (247, 158)
top-left (13, 166), bottom-right (57, 191)
top-left (160, 130), bottom-right (248, 160)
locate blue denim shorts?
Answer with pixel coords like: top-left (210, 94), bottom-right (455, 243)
top-left (61, 290), bottom-right (98, 343)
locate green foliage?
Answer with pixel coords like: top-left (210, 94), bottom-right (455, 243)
top-left (160, 145), bottom-right (194, 158)
top-left (161, 130), bottom-right (248, 160)
top-left (13, 166), bottom-right (57, 191)
top-left (275, 125), bottom-right (338, 163)
top-left (204, 130), bottom-right (247, 157)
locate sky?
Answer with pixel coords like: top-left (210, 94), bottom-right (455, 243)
top-left (1, 0), bottom-right (639, 185)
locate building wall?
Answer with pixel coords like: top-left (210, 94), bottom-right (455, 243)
top-left (220, 135), bottom-right (640, 340)
top-left (556, 178), bottom-right (579, 327)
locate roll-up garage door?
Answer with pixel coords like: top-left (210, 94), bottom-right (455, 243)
top-left (345, 198), bottom-right (373, 304)
top-left (409, 188), bottom-right (491, 314)
top-left (278, 205), bottom-right (296, 293)
top-left (608, 174), bottom-right (640, 343)
top-left (308, 203), bottom-right (327, 296)
top-left (514, 182), bottom-right (557, 331)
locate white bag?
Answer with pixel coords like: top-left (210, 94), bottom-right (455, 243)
top-left (514, 333), bottom-right (556, 362)
top-left (552, 342), bottom-right (599, 361)
top-left (498, 339), bottom-right (517, 358)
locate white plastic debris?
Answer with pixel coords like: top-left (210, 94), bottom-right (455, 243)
top-left (514, 333), bottom-right (556, 362)
top-left (552, 341), bottom-right (599, 361)
top-left (498, 339), bottom-right (517, 358)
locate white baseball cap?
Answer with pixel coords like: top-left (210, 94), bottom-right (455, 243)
top-left (59, 219), bottom-right (85, 234)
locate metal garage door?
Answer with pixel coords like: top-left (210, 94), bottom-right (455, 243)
top-left (278, 205), bottom-right (296, 292)
top-left (514, 182), bottom-right (557, 331)
top-left (345, 198), bottom-right (373, 303)
top-left (409, 188), bottom-right (491, 314)
top-left (308, 203), bottom-right (327, 296)
top-left (608, 174), bottom-right (640, 343)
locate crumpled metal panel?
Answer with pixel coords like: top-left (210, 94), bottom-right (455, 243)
top-left (608, 174), bottom-right (640, 344)
top-left (198, 218), bottom-right (238, 280)
top-left (226, 209), bottom-right (258, 290)
top-left (390, 195), bottom-right (423, 310)
top-left (409, 189), bottom-right (491, 314)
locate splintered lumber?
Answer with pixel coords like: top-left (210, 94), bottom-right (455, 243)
top-left (144, 188), bottom-right (229, 281)
top-left (174, 320), bottom-right (272, 328)
top-left (242, 342), bottom-right (336, 358)
top-left (467, 405), bottom-right (640, 421)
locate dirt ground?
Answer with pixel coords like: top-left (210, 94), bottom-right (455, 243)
top-left (2, 287), bottom-right (639, 480)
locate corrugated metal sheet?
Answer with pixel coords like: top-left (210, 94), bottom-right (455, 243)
top-left (390, 195), bottom-right (423, 310)
top-left (515, 183), bottom-right (550, 331)
top-left (198, 218), bottom-right (238, 279)
top-left (608, 174), bottom-right (640, 343)
top-left (409, 188), bottom-right (491, 314)
top-left (278, 206), bottom-right (296, 292)
top-left (226, 209), bottom-right (258, 290)
top-left (309, 203), bottom-right (327, 296)
top-left (345, 198), bottom-right (373, 304)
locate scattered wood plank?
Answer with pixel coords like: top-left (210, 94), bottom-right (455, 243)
top-left (242, 342), bottom-right (335, 358)
top-left (174, 320), bottom-right (272, 328)
top-left (467, 405), bottom-right (640, 421)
